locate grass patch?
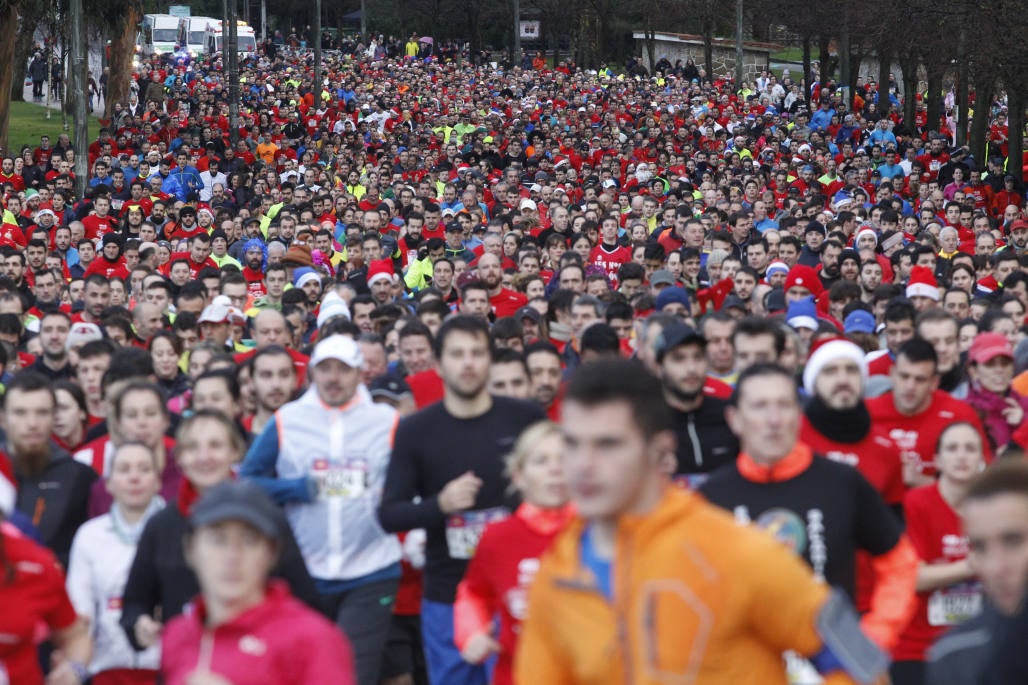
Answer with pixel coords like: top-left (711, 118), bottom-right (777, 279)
top-left (770, 47), bottom-right (804, 63)
top-left (5, 100), bottom-right (103, 155)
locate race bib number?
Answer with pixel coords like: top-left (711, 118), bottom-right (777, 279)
top-left (312, 458), bottom-right (369, 499)
top-left (445, 507), bottom-right (509, 560)
top-left (927, 583), bottom-right (982, 626)
top-left (784, 651), bottom-right (822, 685)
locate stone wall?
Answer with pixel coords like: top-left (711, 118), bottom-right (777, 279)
top-left (633, 32), bottom-right (777, 83)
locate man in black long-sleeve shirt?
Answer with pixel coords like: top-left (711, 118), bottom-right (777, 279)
top-left (379, 316), bottom-right (544, 685)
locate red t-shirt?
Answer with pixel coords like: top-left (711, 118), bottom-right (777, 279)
top-left (799, 419), bottom-right (905, 504)
top-left (893, 484), bottom-right (980, 661)
top-left (588, 243), bottom-right (632, 286)
top-left (0, 525), bottom-right (79, 685)
top-left (81, 214), bottom-right (116, 240)
top-left (489, 288), bottom-right (528, 319)
top-left (867, 390), bottom-right (992, 477)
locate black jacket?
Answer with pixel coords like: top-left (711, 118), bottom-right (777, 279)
top-left (13, 445), bottom-right (97, 567)
top-left (120, 502), bottom-right (320, 650)
top-left (671, 395), bottom-right (738, 479)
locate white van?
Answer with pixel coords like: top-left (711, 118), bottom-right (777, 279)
top-left (139, 14), bottom-right (180, 57)
top-left (177, 16), bottom-right (217, 57)
top-left (204, 20), bottom-right (258, 56)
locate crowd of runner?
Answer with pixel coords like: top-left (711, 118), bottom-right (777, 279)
top-left (2, 33), bottom-right (1028, 685)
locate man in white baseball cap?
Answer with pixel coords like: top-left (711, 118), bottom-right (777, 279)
top-left (241, 333), bottom-right (403, 684)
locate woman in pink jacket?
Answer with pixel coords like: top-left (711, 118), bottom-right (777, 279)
top-left (160, 480), bottom-right (355, 685)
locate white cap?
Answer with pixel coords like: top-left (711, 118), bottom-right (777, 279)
top-left (66, 322), bottom-right (103, 350)
top-left (518, 198), bottom-right (537, 211)
top-left (199, 297), bottom-right (245, 325)
top-left (310, 334), bottom-right (364, 368)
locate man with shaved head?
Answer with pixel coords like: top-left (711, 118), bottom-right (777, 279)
top-left (476, 252), bottom-right (527, 318)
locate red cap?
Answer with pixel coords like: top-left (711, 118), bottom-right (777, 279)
top-left (968, 332), bottom-right (1014, 365)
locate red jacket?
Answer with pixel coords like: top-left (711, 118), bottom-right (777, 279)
top-left (161, 581), bottom-right (355, 685)
top-left (454, 503), bottom-right (575, 685)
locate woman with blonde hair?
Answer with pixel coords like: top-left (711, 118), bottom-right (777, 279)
top-left (453, 420), bottom-right (574, 685)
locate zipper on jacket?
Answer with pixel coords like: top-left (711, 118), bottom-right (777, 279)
top-left (615, 529), bottom-right (634, 685)
top-left (687, 414), bottom-right (702, 468)
top-left (197, 628), bottom-right (215, 672)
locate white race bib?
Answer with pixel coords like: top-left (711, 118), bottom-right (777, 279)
top-left (312, 458), bottom-right (369, 499)
top-left (927, 583), bottom-right (982, 626)
top-left (445, 507), bottom-right (509, 560)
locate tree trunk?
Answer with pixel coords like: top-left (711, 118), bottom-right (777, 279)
top-left (105, 2), bottom-right (141, 119)
top-left (926, 71), bottom-right (942, 137)
top-left (900, 55), bottom-right (917, 129)
top-left (877, 46), bottom-right (891, 116)
top-left (818, 35), bottom-right (830, 82)
top-left (702, 25), bottom-right (713, 79)
top-left (643, 25), bottom-right (654, 72)
top-left (802, 33), bottom-right (811, 95)
top-left (1009, 87), bottom-right (1024, 185)
top-left (955, 32), bottom-right (968, 147)
top-left (969, 78), bottom-right (995, 165)
top-left (0, 4), bottom-right (18, 154)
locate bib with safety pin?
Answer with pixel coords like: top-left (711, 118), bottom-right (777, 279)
top-left (927, 582), bottom-right (982, 626)
top-left (445, 507), bottom-right (509, 560)
top-left (313, 458), bottom-right (370, 499)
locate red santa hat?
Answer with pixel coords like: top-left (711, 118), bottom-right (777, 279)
top-left (905, 265), bottom-right (940, 301)
top-left (367, 259), bottom-right (396, 286)
top-left (0, 453), bottom-right (15, 517)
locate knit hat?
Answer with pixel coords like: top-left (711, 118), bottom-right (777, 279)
top-left (784, 264), bottom-right (823, 297)
top-left (802, 338), bottom-right (868, 395)
top-left (655, 286), bottom-right (690, 311)
top-left (317, 291), bottom-right (351, 328)
top-left (786, 297), bottom-right (819, 331)
top-left (905, 265), bottom-right (940, 301)
top-left (282, 244), bottom-right (314, 267)
top-left (765, 260), bottom-right (789, 282)
top-left (367, 259), bottom-right (396, 286)
top-left (0, 453), bottom-right (14, 517)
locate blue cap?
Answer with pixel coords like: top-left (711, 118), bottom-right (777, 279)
top-left (786, 297), bottom-right (819, 331)
top-left (844, 309), bottom-right (876, 335)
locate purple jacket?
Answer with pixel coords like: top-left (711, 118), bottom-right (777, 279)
top-left (965, 385), bottom-right (1028, 450)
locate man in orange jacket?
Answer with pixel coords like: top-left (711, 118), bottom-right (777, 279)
top-left (515, 360), bottom-right (889, 685)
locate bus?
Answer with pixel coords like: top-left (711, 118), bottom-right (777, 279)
top-left (177, 15), bottom-right (217, 57)
top-left (204, 20), bottom-right (258, 56)
top-left (139, 14), bottom-right (180, 56)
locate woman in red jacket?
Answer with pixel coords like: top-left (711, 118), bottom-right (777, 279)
top-left (160, 480), bottom-right (355, 685)
top-left (453, 420), bottom-right (573, 685)
top-left (891, 422), bottom-right (985, 685)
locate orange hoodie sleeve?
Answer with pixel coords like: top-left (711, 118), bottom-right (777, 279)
top-left (861, 535), bottom-right (919, 650)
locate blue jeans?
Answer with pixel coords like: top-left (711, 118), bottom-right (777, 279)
top-left (420, 599), bottom-right (488, 685)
